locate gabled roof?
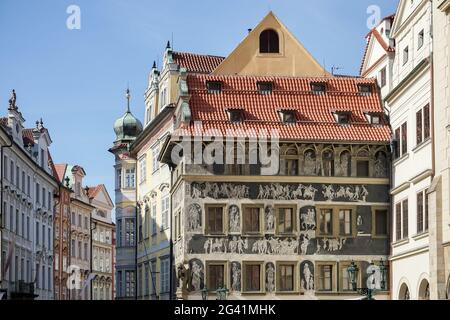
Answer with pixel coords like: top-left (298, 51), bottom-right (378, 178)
top-left (174, 74), bottom-right (391, 143)
top-left (87, 184), bottom-right (114, 208)
top-left (173, 52), bottom-right (224, 74)
top-left (53, 163), bottom-right (68, 183)
top-left (390, 0), bottom-right (427, 38)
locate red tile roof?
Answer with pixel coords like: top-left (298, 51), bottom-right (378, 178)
top-left (0, 117), bottom-right (38, 146)
top-left (173, 51), bottom-right (224, 74)
top-left (87, 184), bottom-right (103, 199)
top-left (54, 164), bottom-right (68, 183)
top-left (173, 74), bottom-right (391, 143)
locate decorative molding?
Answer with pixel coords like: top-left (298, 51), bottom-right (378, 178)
top-left (390, 182), bottom-right (411, 195)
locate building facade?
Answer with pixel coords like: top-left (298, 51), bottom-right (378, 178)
top-left (109, 90), bottom-right (143, 299)
top-left (0, 91), bottom-right (58, 300)
top-left (87, 184), bottom-right (115, 300)
top-left (159, 12), bottom-right (392, 300)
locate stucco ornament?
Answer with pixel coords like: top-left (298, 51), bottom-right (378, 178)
top-left (228, 205), bottom-right (240, 233)
top-left (266, 263), bottom-right (276, 293)
top-left (265, 205), bottom-right (275, 232)
top-left (231, 262), bottom-right (241, 291)
top-left (191, 182), bottom-right (249, 199)
top-left (187, 203), bottom-right (202, 232)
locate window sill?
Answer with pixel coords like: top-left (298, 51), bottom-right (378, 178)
top-left (412, 231), bottom-right (429, 241)
top-left (275, 290), bottom-right (300, 295)
top-left (240, 291), bottom-right (266, 296)
top-left (392, 238), bottom-right (409, 247)
top-left (412, 138), bottom-right (431, 153)
top-left (393, 153), bottom-right (409, 166)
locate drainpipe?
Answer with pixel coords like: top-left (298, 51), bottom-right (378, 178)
top-left (0, 133), bottom-right (13, 287)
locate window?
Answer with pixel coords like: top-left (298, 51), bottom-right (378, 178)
top-left (396, 200), bottom-right (408, 240)
top-left (117, 219), bottom-right (122, 246)
top-left (318, 209), bottom-right (333, 236)
top-left (78, 214), bottom-right (82, 227)
top-left (152, 203), bottom-right (157, 235)
top-left (244, 263), bottom-right (262, 292)
top-left (379, 67), bottom-right (387, 88)
top-left (40, 149), bottom-right (45, 168)
top-left (36, 222), bottom-right (40, 245)
top-left (243, 206), bottom-right (261, 234)
top-left (336, 112), bottom-right (350, 124)
top-left (27, 175), bottom-right (30, 196)
top-left (394, 122), bottom-right (408, 158)
top-left (10, 160), bottom-right (13, 181)
top-left (278, 264), bottom-right (295, 292)
top-left (151, 261), bottom-right (157, 295)
top-left (358, 84), bottom-right (372, 96)
top-left (144, 263), bottom-right (150, 296)
top-left (340, 262), bottom-right (358, 291)
top-left (139, 157), bottom-right (146, 183)
top-left (71, 239), bottom-right (76, 257)
top-left (207, 264), bottom-right (225, 291)
top-left (206, 206), bottom-right (224, 235)
top-left (416, 105), bottom-right (430, 145)
top-left (15, 209), bottom-right (19, 234)
top-left (257, 81), bottom-right (273, 95)
top-left (152, 147), bottom-right (160, 173)
top-left (161, 196), bottom-right (169, 230)
top-left (280, 147), bottom-right (298, 176)
top-left (403, 46), bottom-right (409, 65)
top-left (125, 271), bottom-right (135, 298)
top-left (339, 209), bottom-right (352, 236)
top-left (125, 219), bottom-right (135, 246)
top-left (259, 29), bottom-right (279, 53)
top-left (228, 110), bottom-right (244, 123)
top-left (36, 183), bottom-right (40, 204)
top-left (78, 241), bottom-right (82, 259)
top-left (3, 156), bottom-right (7, 181)
top-left (356, 160), bottom-right (369, 177)
top-left (160, 258), bottom-right (170, 293)
top-left (279, 110), bottom-right (296, 124)
top-left (116, 169), bottom-right (122, 189)
top-left (418, 29), bottom-right (424, 49)
top-left (373, 209), bottom-right (388, 236)
top-left (125, 168), bottom-right (136, 188)
top-left (403, 199), bottom-right (409, 238)
top-left (317, 264), bottom-right (333, 291)
top-left (15, 165), bottom-right (19, 187)
top-left (322, 150), bottom-right (334, 176)
top-left (417, 190), bottom-right (428, 234)
top-left (311, 82), bottom-right (326, 94)
top-left (84, 243), bottom-right (88, 261)
top-left (206, 81), bottom-right (222, 94)
top-left (277, 207), bottom-right (295, 234)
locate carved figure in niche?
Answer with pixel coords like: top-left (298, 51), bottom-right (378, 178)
top-left (340, 151), bottom-right (351, 177)
top-left (177, 263), bottom-right (186, 289)
top-left (302, 263), bottom-right (314, 291)
top-left (187, 203), bottom-right (202, 231)
top-left (266, 263), bottom-right (275, 293)
top-left (301, 208), bottom-right (316, 231)
top-left (229, 205), bottom-right (240, 233)
top-left (357, 215), bottom-right (363, 226)
top-left (191, 183), bottom-right (202, 199)
top-left (304, 150), bottom-right (317, 175)
top-left (231, 262), bottom-right (241, 291)
top-left (265, 206), bottom-right (275, 232)
top-left (374, 152), bottom-right (387, 177)
top-left (190, 261), bottom-right (203, 291)
top-left (360, 186), bottom-right (369, 202)
top-left (204, 239), bottom-right (212, 254)
top-left (300, 234), bottom-right (310, 255)
top-left (322, 185), bottom-right (336, 201)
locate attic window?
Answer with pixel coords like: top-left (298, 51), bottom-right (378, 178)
top-left (311, 82), bottom-right (326, 95)
top-left (257, 81), bottom-right (273, 94)
top-left (279, 110), bottom-right (297, 124)
top-left (358, 84), bottom-right (372, 96)
top-left (206, 81), bottom-right (222, 94)
top-left (259, 29), bottom-right (279, 53)
top-left (333, 112), bottom-right (351, 125)
top-left (365, 112), bottom-right (382, 125)
top-left (227, 109), bottom-right (244, 123)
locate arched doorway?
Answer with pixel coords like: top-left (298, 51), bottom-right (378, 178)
top-left (399, 283), bottom-right (410, 300)
top-left (418, 279), bottom-right (430, 300)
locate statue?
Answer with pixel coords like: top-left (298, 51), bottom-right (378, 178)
top-left (8, 89), bottom-right (17, 109)
top-left (177, 263), bottom-right (186, 289)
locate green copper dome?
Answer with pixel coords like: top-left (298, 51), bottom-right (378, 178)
top-left (113, 89), bottom-right (143, 141)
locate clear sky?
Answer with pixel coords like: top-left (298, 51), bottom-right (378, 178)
top-left (0, 0), bottom-right (398, 206)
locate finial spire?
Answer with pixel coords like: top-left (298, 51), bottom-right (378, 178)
top-left (152, 61), bottom-right (157, 69)
top-left (166, 40), bottom-right (171, 49)
top-left (126, 87), bottom-right (131, 112)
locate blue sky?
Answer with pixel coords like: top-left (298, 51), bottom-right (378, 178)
top-left (0, 0), bottom-right (398, 203)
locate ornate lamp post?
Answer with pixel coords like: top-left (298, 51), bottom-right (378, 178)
top-left (347, 260), bottom-right (388, 300)
top-left (201, 287), bottom-right (208, 301)
top-left (379, 259), bottom-right (387, 291)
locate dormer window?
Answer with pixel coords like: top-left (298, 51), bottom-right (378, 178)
top-left (278, 110), bottom-right (297, 124)
top-left (333, 112), bottom-right (351, 125)
top-left (257, 81), bottom-right (273, 94)
top-left (206, 81), bottom-right (222, 94)
top-left (311, 82), bottom-right (326, 95)
top-left (358, 84), bottom-right (372, 96)
top-left (259, 29), bottom-right (279, 53)
top-left (364, 112), bottom-right (383, 125)
top-left (227, 109), bottom-right (244, 123)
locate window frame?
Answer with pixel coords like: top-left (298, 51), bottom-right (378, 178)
top-left (275, 205), bottom-right (297, 236)
top-left (206, 261), bottom-right (228, 292)
top-left (276, 262), bottom-right (297, 293)
top-left (242, 261), bottom-right (264, 294)
top-left (371, 206), bottom-right (389, 238)
top-left (242, 204), bottom-right (263, 235)
top-left (315, 262), bottom-right (338, 293)
top-left (205, 204), bottom-right (226, 236)
top-left (316, 205), bottom-right (357, 238)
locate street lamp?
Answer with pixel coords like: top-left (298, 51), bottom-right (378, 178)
top-left (347, 260), bottom-right (388, 300)
top-left (379, 259), bottom-right (387, 291)
top-left (347, 260), bottom-right (359, 291)
top-left (201, 287), bottom-right (208, 301)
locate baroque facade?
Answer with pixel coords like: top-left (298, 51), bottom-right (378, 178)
top-left (0, 91), bottom-right (58, 300)
top-left (159, 12), bottom-right (392, 300)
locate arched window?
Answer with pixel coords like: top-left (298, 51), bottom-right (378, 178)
top-left (280, 145), bottom-right (299, 176)
top-left (304, 149), bottom-right (317, 176)
top-left (399, 283), bottom-right (410, 300)
top-left (260, 29), bottom-right (279, 53)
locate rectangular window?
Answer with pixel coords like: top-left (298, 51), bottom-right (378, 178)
top-left (206, 81), bottom-right (222, 94)
top-left (403, 46), bottom-right (409, 65)
top-left (401, 122), bottom-right (408, 155)
top-left (207, 206), bottom-right (224, 235)
top-left (318, 265), bottom-right (333, 291)
top-left (418, 29), bottom-right (424, 49)
top-left (423, 104), bottom-right (430, 140)
top-left (395, 202), bottom-right (402, 241)
top-left (139, 157), bottom-right (146, 183)
top-left (36, 183), bottom-right (40, 204)
top-left (125, 271), bottom-right (135, 298)
top-left (277, 207), bottom-right (294, 234)
top-left (319, 209), bottom-right (333, 236)
top-left (151, 261), bottom-right (157, 295)
top-left (424, 189), bottom-right (429, 231)
top-left (280, 159), bottom-right (298, 176)
top-left (379, 67), bottom-right (387, 88)
top-left (160, 258), bottom-right (170, 293)
top-left (257, 81), bottom-right (273, 95)
top-left (161, 196), bottom-right (169, 230)
top-left (144, 263), bottom-right (150, 296)
top-left (311, 82), bottom-right (326, 94)
top-left (84, 243), bottom-right (88, 261)
top-left (243, 206), bottom-right (261, 234)
top-left (26, 216), bottom-right (30, 240)
top-left (356, 160), bottom-right (369, 177)
top-left (339, 209), bottom-right (352, 236)
top-left (116, 169), bottom-right (122, 189)
top-left (416, 109), bottom-right (423, 145)
top-left (21, 171), bottom-right (25, 192)
top-left (394, 127), bottom-right (401, 158)
top-left (417, 191), bottom-right (424, 234)
top-left (10, 160), bottom-right (13, 181)
top-left (244, 264), bottom-right (261, 292)
top-left (152, 204), bottom-right (157, 235)
top-left (279, 264), bottom-right (294, 292)
top-left (15, 209), bottom-right (19, 234)
top-left (358, 84), bottom-right (372, 96)
top-left (78, 241), bottom-right (82, 259)
top-left (71, 239), bottom-right (76, 257)
top-left (207, 264), bottom-right (225, 291)
top-left (125, 219), bottom-right (135, 246)
top-left (152, 147), bottom-right (160, 173)
top-left (3, 156), bottom-right (7, 181)
top-left (27, 176), bottom-right (30, 196)
top-left (402, 199), bottom-right (408, 238)
top-left (374, 209), bottom-right (388, 236)
top-left (125, 168), bottom-right (136, 188)
top-left (36, 222), bottom-right (40, 245)
top-left (117, 219), bottom-right (122, 246)
top-left (16, 165), bottom-right (19, 187)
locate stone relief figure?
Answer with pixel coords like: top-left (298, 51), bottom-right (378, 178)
top-left (322, 184), bottom-right (336, 201)
top-left (300, 208), bottom-right (316, 231)
top-left (227, 236), bottom-right (248, 254)
top-left (189, 260), bottom-right (204, 292)
top-left (374, 152), bottom-right (388, 177)
top-left (265, 205), bottom-right (275, 232)
top-left (191, 182), bottom-right (249, 199)
top-left (340, 151), bottom-right (351, 177)
top-left (304, 150), bottom-right (317, 175)
top-left (357, 215), bottom-right (363, 226)
top-left (303, 185), bottom-right (318, 200)
top-left (229, 205), bottom-right (240, 233)
top-left (237, 237), bottom-right (248, 254)
top-left (321, 238), bottom-right (346, 252)
top-left (266, 263), bottom-right (276, 293)
top-left (204, 238), bottom-right (227, 254)
top-left (301, 262), bottom-right (314, 291)
top-left (299, 234), bottom-right (310, 255)
top-left (323, 184), bottom-right (369, 202)
top-left (177, 263), bottom-right (187, 289)
top-left (187, 203), bottom-right (202, 232)
top-left (231, 262), bottom-right (241, 292)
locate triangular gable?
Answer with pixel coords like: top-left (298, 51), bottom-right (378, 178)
top-left (92, 184), bottom-right (114, 209)
top-left (391, 0), bottom-right (426, 38)
top-left (213, 11), bottom-right (330, 77)
top-left (360, 31), bottom-right (389, 76)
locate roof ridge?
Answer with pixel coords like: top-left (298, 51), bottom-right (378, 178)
top-left (173, 51), bottom-right (225, 59)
